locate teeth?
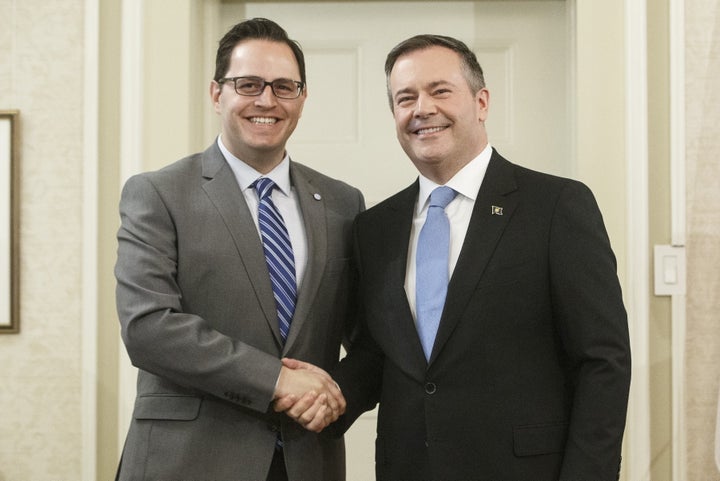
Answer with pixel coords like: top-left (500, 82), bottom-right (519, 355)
top-left (250, 117), bottom-right (277, 124)
top-left (417, 126), bottom-right (444, 135)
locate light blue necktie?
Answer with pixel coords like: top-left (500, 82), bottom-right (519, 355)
top-left (254, 178), bottom-right (297, 343)
top-left (416, 186), bottom-right (457, 360)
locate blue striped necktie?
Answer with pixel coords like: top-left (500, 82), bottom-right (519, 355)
top-left (416, 186), bottom-right (457, 360)
top-left (253, 177), bottom-right (297, 343)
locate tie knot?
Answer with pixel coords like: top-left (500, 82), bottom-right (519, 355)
top-left (254, 177), bottom-right (276, 200)
top-left (428, 186), bottom-right (457, 209)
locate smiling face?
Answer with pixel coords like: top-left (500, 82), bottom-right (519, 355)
top-left (389, 46), bottom-right (489, 184)
top-left (210, 39), bottom-right (306, 173)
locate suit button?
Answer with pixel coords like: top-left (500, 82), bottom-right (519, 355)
top-left (269, 424), bottom-right (280, 433)
top-left (425, 382), bottom-right (437, 394)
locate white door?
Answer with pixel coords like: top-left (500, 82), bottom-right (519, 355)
top-left (223, 2), bottom-right (572, 479)
top-left (221, 1), bottom-right (571, 205)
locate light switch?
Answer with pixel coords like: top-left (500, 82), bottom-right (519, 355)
top-left (654, 245), bottom-right (686, 296)
top-left (663, 255), bottom-right (678, 284)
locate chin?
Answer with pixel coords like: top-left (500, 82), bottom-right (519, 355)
top-left (410, 156), bottom-right (445, 171)
top-left (414, 151), bottom-right (446, 164)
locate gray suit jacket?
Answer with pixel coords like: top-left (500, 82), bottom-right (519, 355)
top-left (115, 142), bottom-right (364, 481)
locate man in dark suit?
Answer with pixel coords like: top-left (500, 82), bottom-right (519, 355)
top-left (114, 18), bottom-right (362, 481)
top-left (281, 34), bottom-right (631, 480)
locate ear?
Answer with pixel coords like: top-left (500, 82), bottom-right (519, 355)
top-left (476, 88), bottom-right (490, 122)
top-left (210, 80), bottom-right (222, 112)
top-left (296, 84), bottom-right (308, 118)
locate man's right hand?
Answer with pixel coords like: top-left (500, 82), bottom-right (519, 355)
top-left (273, 358), bottom-right (345, 432)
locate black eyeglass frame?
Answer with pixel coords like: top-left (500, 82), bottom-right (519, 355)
top-left (217, 76), bottom-right (305, 99)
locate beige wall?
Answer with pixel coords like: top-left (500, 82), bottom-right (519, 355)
top-left (575, 0), bottom-right (627, 274)
top-left (0, 0), bottom-right (84, 479)
top-left (1, 1), bottom-right (719, 480)
top-left (685, 0), bottom-right (720, 478)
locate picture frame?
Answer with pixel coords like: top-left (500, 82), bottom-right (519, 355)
top-left (1, 110), bottom-right (19, 333)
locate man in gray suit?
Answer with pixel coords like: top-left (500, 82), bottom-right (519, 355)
top-left (114, 18), bottom-right (363, 481)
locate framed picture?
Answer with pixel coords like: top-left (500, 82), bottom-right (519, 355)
top-left (1, 110), bottom-right (19, 333)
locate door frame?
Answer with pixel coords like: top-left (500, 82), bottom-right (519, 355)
top-left (80, 1), bottom-right (676, 479)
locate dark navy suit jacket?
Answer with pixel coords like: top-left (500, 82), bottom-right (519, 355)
top-left (334, 149), bottom-right (631, 481)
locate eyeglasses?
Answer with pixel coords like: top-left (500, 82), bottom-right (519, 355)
top-left (218, 76), bottom-right (305, 99)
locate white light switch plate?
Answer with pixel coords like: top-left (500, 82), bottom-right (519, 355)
top-left (653, 245), bottom-right (686, 296)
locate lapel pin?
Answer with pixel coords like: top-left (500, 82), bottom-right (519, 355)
top-left (313, 193), bottom-right (322, 201)
top-left (491, 205), bottom-right (503, 216)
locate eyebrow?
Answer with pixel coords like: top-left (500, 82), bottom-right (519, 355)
top-left (393, 80), bottom-right (454, 100)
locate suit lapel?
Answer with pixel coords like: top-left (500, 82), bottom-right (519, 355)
top-left (282, 162), bottom-right (327, 352)
top-left (376, 182), bottom-right (431, 380)
top-left (429, 151), bottom-right (519, 364)
top-left (199, 143), bottom-right (283, 345)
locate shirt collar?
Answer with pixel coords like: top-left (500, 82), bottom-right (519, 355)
top-left (217, 135), bottom-right (292, 195)
top-left (416, 143), bottom-right (493, 214)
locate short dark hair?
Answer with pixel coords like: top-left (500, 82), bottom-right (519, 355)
top-left (214, 18), bottom-right (306, 85)
top-left (384, 34), bottom-right (485, 109)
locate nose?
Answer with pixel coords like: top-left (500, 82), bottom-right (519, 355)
top-left (254, 84), bottom-right (277, 107)
top-left (414, 92), bottom-right (436, 117)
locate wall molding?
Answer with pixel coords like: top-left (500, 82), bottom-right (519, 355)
top-left (81, 0), bottom-right (99, 479)
top-left (624, 0), bottom-right (651, 479)
top-left (669, 0), bottom-right (687, 479)
top-left (117, 0), bottom-right (144, 453)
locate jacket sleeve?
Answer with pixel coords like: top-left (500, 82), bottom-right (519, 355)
top-left (550, 181), bottom-right (631, 481)
top-left (115, 173), bottom-right (281, 412)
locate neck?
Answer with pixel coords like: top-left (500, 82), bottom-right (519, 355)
top-left (419, 157), bottom-right (471, 185)
top-left (236, 149), bottom-right (286, 175)
top-left (420, 142), bottom-right (489, 184)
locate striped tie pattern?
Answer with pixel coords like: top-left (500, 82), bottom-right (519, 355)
top-left (253, 178), bottom-right (297, 343)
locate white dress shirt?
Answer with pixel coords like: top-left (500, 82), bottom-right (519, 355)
top-left (404, 143), bottom-right (492, 322)
top-left (218, 136), bottom-right (308, 289)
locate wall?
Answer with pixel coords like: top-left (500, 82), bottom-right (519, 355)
top-left (575, 0), bottom-right (627, 274)
top-left (0, 0), bottom-right (84, 479)
top-left (1, 0), bottom-right (718, 480)
top-left (685, 0), bottom-right (720, 478)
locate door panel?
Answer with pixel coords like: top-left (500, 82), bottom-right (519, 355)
top-left (221, 1), bottom-right (570, 206)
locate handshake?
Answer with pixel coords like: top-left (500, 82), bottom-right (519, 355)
top-left (273, 358), bottom-right (345, 433)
